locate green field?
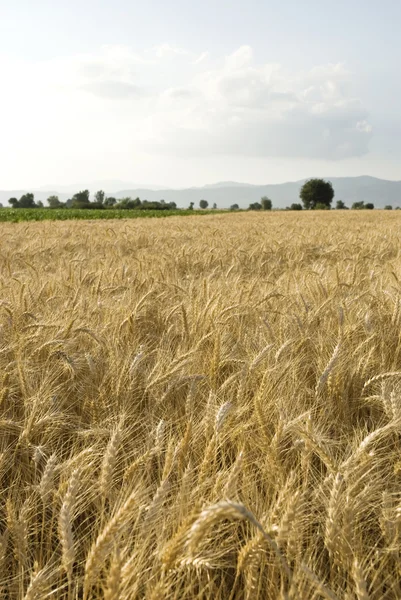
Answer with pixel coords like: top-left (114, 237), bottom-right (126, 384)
top-left (0, 208), bottom-right (225, 222)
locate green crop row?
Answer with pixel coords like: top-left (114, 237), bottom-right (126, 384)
top-left (0, 208), bottom-right (225, 222)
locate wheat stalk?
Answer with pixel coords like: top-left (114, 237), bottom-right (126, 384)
top-left (83, 489), bottom-right (138, 598)
top-left (59, 468), bottom-right (80, 588)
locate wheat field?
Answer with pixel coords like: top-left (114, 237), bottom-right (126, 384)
top-left (1, 211), bottom-right (401, 599)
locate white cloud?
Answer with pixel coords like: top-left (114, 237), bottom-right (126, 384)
top-left (152, 44), bottom-right (188, 59)
top-left (224, 45), bottom-right (253, 70)
top-left (146, 52), bottom-right (372, 159)
top-left (0, 45), bottom-right (372, 165)
top-left (356, 120), bottom-right (373, 133)
top-left (193, 51), bottom-right (210, 65)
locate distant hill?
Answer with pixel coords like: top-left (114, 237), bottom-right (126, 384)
top-left (114, 176), bottom-right (401, 209)
top-left (1, 176), bottom-right (400, 209)
top-left (37, 180), bottom-right (169, 193)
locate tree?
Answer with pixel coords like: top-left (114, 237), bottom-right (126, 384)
top-left (315, 203), bottom-right (330, 210)
top-left (261, 196), bottom-right (272, 210)
top-left (116, 197), bottom-right (135, 209)
top-left (300, 178), bottom-right (334, 210)
top-left (212, 203), bottom-right (217, 209)
top-left (289, 203), bottom-right (303, 211)
top-left (71, 190), bottom-right (90, 208)
top-left (336, 200), bottom-right (347, 209)
top-left (37, 201), bottom-right (44, 208)
top-left (351, 201), bottom-right (374, 210)
top-left (47, 195), bottom-right (62, 208)
top-left (188, 202), bottom-right (194, 210)
top-left (9, 194), bottom-right (38, 208)
top-left (249, 202), bottom-right (262, 210)
top-left (104, 196), bottom-right (117, 207)
top-left (94, 190), bottom-right (105, 205)
top-left (384, 205), bottom-right (393, 210)
top-left (230, 204), bottom-right (239, 210)
top-left (19, 193), bottom-right (37, 208)
top-left (199, 199), bottom-right (208, 209)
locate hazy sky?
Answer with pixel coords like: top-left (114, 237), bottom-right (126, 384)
top-left (1, 0), bottom-right (400, 188)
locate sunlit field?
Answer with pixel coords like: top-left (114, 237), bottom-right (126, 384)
top-left (1, 211), bottom-right (401, 599)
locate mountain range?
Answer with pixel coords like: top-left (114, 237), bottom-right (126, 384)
top-left (1, 176), bottom-right (400, 209)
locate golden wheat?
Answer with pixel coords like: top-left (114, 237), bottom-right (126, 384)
top-left (0, 211), bottom-right (401, 598)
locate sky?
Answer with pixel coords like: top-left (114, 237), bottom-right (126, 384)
top-left (1, 0), bottom-right (400, 189)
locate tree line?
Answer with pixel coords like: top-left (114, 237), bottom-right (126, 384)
top-left (7, 191), bottom-right (223, 211)
top-left (7, 190), bottom-right (178, 210)
top-left (247, 179), bottom-right (397, 210)
top-left (5, 180), bottom-right (398, 211)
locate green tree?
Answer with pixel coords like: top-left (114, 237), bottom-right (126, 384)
top-left (71, 190), bottom-right (90, 208)
top-left (300, 179), bottom-right (334, 210)
top-left (18, 193), bottom-right (37, 208)
top-left (37, 201), bottom-right (44, 208)
top-left (104, 196), bottom-right (117, 207)
top-left (117, 197), bottom-right (134, 209)
top-left (116, 197), bottom-right (143, 209)
top-left (94, 190), bottom-right (105, 204)
top-left (249, 202), bottom-right (262, 210)
top-left (384, 205), bottom-right (393, 210)
top-left (230, 204), bottom-right (239, 210)
top-left (199, 199), bottom-right (208, 209)
top-left (47, 195), bottom-right (62, 208)
top-left (336, 200), bottom-right (347, 209)
top-left (365, 203), bottom-right (374, 210)
top-left (188, 202), bottom-right (194, 210)
top-left (290, 203), bottom-right (303, 211)
top-left (8, 197), bottom-right (19, 208)
top-left (261, 196), bottom-right (272, 210)
top-left (212, 203), bottom-right (217, 209)
top-left (352, 201), bottom-right (365, 209)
